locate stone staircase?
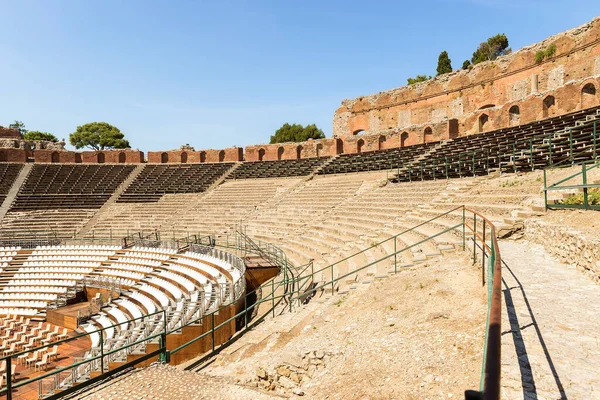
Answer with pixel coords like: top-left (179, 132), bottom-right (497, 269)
top-left (0, 163), bottom-right (31, 222)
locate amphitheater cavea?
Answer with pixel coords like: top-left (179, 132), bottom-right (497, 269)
top-left (0, 8), bottom-right (599, 400)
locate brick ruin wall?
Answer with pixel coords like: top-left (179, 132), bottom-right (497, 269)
top-left (2, 18), bottom-right (599, 164)
top-left (333, 17), bottom-right (600, 149)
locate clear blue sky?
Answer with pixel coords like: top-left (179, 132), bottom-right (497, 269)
top-left (1, 1), bottom-right (599, 151)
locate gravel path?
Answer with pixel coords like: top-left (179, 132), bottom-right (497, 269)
top-left (500, 240), bottom-right (600, 399)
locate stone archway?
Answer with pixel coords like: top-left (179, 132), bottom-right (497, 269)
top-left (316, 143), bottom-right (323, 157)
top-left (277, 147), bottom-right (284, 161)
top-left (296, 145), bottom-right (303, 159)
top-left (378, 135), bottom-right (386, 151)
top-left (357, 139), bottom-right (365, 153)
top-left (200, 151), bottom-right (207, 163)
top-left (51, 152), bottom-right (60, 163)
top-left (509, 106), bottom-right (520, 126)
top-left (423, 127), bottom-right (433, 144)
top-left (478, 114), bottom-right (489, 133)
top-left (219, 150), bottom-right (226, 162)
top-left (181, 152), bottom-right (188, 163)
top-left (400, 132), bottom-right (409, 147)
top-left (118, 152), bottom-right (126, 163)
top-left (352, 129), bottom-right (365, 136)
top-left (543, 95), bottom-right (556, 118)
top-left (582, 83), bottom-right (597, 109)
top-left (336, 138), bottom-right (344, 155)
top-left (258, 148), bottom-right (266, 161)
top-left (448, 119), bottom-right (459, 139)
top-left (161, 152), bottom-right (168, 163)
top-left (97, 152), bottom-right (105, 164)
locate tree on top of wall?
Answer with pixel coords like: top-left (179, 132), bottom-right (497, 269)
top-left (407, 75), bottom-right (432, 85)
top-left (462, 59), bottom-right (472, 70)
top-left (23, 131), bottom-right (59, 142)
top-left (69, 122), bottom-right (130, 150)
top-left (270, 123), bottom-right (325, 144)
top-left (471, 34), bottom-right (511, 65)
top-left (8, 120), bottom-right (28, 135)
top-left (436, 51), bottom-right (452, 75)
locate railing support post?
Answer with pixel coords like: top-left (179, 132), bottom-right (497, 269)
top-left (543, 170), bottom-right (548, 211)
top-left (271, 279), bottom-right (275, 318)
top-left (482, 219), bottom-right (486, 286)
top-left (462, 207), bottom-right (466, 251)
top-left (473, 213), bottom-right (477, 265)
top-left (394, 237), bottom-right (397, 274)
top-left (6, 356), bottom-right (12, 400)
top-left (582, 163), bottom-right (589, 210)
top-left (211, 313), bottom-right (215, 352)
top-left (100, 329), bottom-right (104, 373)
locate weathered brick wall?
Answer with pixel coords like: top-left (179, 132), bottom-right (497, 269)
top-left (0, 149), bottom-right (27, 162)
top-left (148, 147), bottom-right (243, 163)
top-left (333, 17), bottom-right (600, 142)
top-left (81, 150), bottom-right (144, 164)
top-left (0, 127), bottom-right (22, 139)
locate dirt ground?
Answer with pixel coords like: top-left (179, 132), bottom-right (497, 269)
top-left (201, 253), bottom-right (486, 399)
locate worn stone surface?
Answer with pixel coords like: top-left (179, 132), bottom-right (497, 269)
top-left (500, 240), bottom-right (600, 399)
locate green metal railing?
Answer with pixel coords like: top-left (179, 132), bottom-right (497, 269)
top-left (0, 209), bottom-right (503, 399)
top-left (544, 160), bottom-right (600, 210)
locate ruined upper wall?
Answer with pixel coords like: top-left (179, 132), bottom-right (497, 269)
top-left (333, 17), bottom-right (600, 143)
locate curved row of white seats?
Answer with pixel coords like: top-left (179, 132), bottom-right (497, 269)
top-left (174, 256), bottom-right (228, 302)
top-left (31, 250), bottom-right (116, 256)
top-left (105, 263), bottom-right (154, 274)
top-left (114, 257), bottom-right (162, 267)
top-left (17, 268), bottom-right (93, 274)
top-left (98, 269), bottom-right (145, 281)
top-left (1, 262), bottom-right (8, 268)
top-left (128, 292), bottom-right (157, 314)
top-left (27, 255), bottom-right (109, 261)
top-left (0, 293), bottom-right (58, 300)
top-left (12, 273), bottom-right (85, 280)
top-left (124, 252), bottom-right (170, 261)
top-left (187, 252), bottom-right (243, 285)
top-left (35, 245), bottom-right (120, 251)
top-left (1, 286), bottom-right (68, 294)
top-left (0, 308), bottom-right (37, 316)
top-left (157, 270), bottom-right (195, 293)
top-left (0, 247), bottom-right (21, 251)
top-left (0, 257), bottom-right (14, 261)
top-left (23, 261), bottom-right (101, 267)
top-left (131, 246), bottom-right (177, 255)
top-left (0, 300), bottom-right (47, 308)
top-left (136, 284), bottom-right (171, 308)
top-left (7, 279), bottom-right (76, 287)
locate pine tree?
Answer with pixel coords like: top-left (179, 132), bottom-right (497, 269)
top-left (436, 51), bottom-right (452, 76)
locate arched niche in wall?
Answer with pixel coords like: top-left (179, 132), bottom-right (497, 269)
top-left (336, 138), bottom-right (344, 154)
top-left (181, 152), bottom-right (188, 163)
top-left (296, 145), bottom-right (303, 159)
top-left (448, 119), bottom-right (459, 139)
top-left (97, 152), bottom-right (105, 164)
top-left (543, 95), bottom-right (556, 118)
top-left (118, 152), bottom-right (126, 163)
top-left (478, 114), bottom-right (489, 133)
top-left (51, 152), bottom-right (60, 163)
top-left (218, 150), bottom-right (225, 162)
top-left (161, 152), bottom-right (168, 163)
top-left (400, 131), bottom-right (409, 147)
top-left (378, 135), bottom-right (386, 151)
top-left (200, 151), bottom-right (207, 163)
top-left (509, 105), bottom-right (520, 126)
top-left (316, 143), bottom-right (323, 158)
top-left (357, 139), bottom-right (365, 153)
top-left (258, 148), bottom-right (265, 161)
top-left (423, 127), bottom-right (433, 144)
top-left (277, 147), bottom-right (284, 161)
top-left (582, 83), bottom-right (597, 109)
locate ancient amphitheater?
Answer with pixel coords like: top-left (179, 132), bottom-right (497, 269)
top-left (0, 17), bottom-right (600, 400)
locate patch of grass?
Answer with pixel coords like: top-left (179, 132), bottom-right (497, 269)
top-left (500, 179), bottom-right (521, 187)
top-left (334, 296), bottom-right (347, 307)
top-left (535, 43), bottom-right (557, 63)
top-left (561, 188), bottom-right (600, 205)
